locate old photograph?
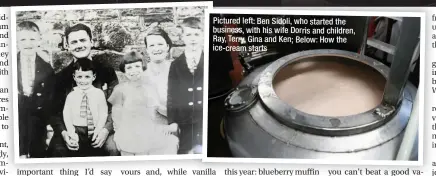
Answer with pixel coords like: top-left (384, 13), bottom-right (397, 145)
top-left (11, 2), bottom-right (211, 162)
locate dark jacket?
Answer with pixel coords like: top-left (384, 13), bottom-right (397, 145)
top-left (49, 55), bottom-right (119, 135)
top-left (167, 53), bottom-right (204, 125)
top-left (17, 53), bottom-right (55, 157)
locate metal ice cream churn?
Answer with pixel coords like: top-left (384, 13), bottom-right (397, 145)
top-left (223, 17), bottom-right (420, 160)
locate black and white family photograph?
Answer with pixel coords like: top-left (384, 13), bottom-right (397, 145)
top-left (12, 2), bottom-right (210, 161)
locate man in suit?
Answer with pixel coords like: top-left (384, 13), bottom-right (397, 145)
top-left (17, 21), bottom-right (55, 158)
top-left (47, 23), bottom-right (120, 157)
top-left (167, 17), bottom-right (204, 154)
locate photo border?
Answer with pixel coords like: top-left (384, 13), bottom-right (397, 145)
top-left (202, 8), bottom-right (425, 166)
top-left (11, 1), bottom-right (213, 164)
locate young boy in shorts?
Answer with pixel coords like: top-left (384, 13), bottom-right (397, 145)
top-left (62, 59), bottom-right (108, 157)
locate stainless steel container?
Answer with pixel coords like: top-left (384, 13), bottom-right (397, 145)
top-left (224, 49), bottom-right (417, 160)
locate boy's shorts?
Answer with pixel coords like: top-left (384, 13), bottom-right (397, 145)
top-left (71, 126), bottom-right (105, 157)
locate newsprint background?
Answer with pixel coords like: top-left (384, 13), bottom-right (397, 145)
top-left (0, 4), bottom-right (434, 176)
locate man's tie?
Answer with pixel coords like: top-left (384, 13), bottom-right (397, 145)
top-left (80, 92), bottom-right (95, 137)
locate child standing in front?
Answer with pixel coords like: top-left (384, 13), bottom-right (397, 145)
top-left (62, 59), bottom-right (108, 157)
top-left (108, 51), bottom-right (178, 156)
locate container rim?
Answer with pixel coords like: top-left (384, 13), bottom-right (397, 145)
top-left (257, 49), bottom-right (401, 136)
